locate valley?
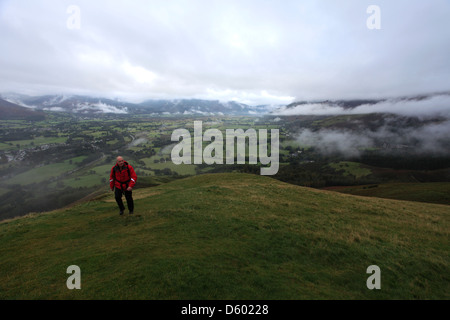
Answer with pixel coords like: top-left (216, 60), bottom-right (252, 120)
top-left (1, 107), bottom-right (449, 221)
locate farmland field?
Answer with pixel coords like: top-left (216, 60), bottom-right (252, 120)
top-left (1, 113), bottom-right (449, 220)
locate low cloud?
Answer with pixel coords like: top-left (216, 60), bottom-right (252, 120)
top-left (296, 119), bottom-right (450, 157)
top-left (76, 102), bottom-right (128, 114)
top-left (91, 102), bottom-right (128, 114)
top-left (275, 93), bottom-right (450, 118)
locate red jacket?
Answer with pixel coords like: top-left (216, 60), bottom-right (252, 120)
top-left (109, 162), bottom-right (137, 190)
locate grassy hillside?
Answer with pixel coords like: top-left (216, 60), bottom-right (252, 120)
top-left (326, 182), bottom-right (450, 205)
top-left (0, 173), bottom-right (448, 299)
top-left (0, 98), bottom-right (46, 120)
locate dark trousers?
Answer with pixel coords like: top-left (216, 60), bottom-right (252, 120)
top-left (115, 187), bottom-right (134, 212)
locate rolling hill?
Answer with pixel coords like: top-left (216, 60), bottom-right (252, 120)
top-left (0, 93), bottom-right (276, 116)
top-left (0, 98), bottom-right (46, 120)
top-left (324, 182), bottom-right (450, 205)
top-left (0, 173), bottom-right (448, 299)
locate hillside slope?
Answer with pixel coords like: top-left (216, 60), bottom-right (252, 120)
top-left (0, 98), bottom-right (46, 120)
top-left (0, 173), bottom-right (448, 299)
top-left (325, 182), bottom-right (450, 205)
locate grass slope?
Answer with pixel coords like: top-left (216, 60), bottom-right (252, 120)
top-left (328, 161), bottom-right (372, 179)
top-left (326, 182), bottom-right (450, 206)
top-left (0, 173), bottom-right (448, 299)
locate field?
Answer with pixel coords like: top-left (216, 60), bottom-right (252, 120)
top-left (6, 156), bottom-right (87, 185)
top-left (326, 182), bottom-right (450, 205)
top-left (1, 115), bottom-right (292, 219)
top-left (328, 161), bottom-right (372, 180)
top-left (0, 173), bottom-right (448, 299)
top-left (2, 114), bottom-right (450, 220)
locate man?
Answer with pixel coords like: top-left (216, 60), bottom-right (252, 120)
top-left (110, 156), bottom-right (137, 215)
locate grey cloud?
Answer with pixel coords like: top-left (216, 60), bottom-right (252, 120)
top-left (297, 129), bottom-right (374, 157)
top-left (1, 0), bottom-right (449, 105)
top-left (275, 93), bottom-right (450, 118)
top-left (296, 119), bottom-right (450, 157)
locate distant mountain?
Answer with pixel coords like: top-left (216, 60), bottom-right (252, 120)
top-left (138, 99), bottom-right (276, 115)
top-left (3, 90), bottom-right (449, 117)
top-left (17, 95), bottom-right (132, 114)
top-left (284, 99), bottom-right (382, 111)
top-left (0, 98), bottom-right (46, 120)
top-left (0, 94), bottom-right (277, 116)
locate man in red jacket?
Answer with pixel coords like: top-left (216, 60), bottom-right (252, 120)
top-left (110, 156), bottom-right (137, 215)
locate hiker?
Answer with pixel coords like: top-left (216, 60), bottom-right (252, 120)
top-left (110, 156), bottom-right (137, 215)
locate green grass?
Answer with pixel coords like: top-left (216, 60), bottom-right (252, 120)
top-left (2, 136), bottom-right (67, 150)
top-left (6, 156), bottom-right (88, 186)
top-left (0, 142), bottom-right (14, 151)
top-left (92, 164), bottom-right (114, 176)
top-left (141, 156), bottom-right (197, 175)
top-left (329, 161), bottom-right (372, 179)
top-left (62, 175), bottom-right (105, 188)
top-left (328, 182), bottom-right (450, 205)
top-left (280, 140), bottom-right (302, 149)
top-left (7, 162), bottom-right (74, 185)
top-left (312, 114), bottom-right (367, 128)
top-left (106, 139), bottom-right (119, 145)
top-left (0, 173), bottom-right (448, 299)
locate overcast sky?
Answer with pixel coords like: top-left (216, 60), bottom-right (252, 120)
top-left (1, 0), bottom-right (449, 105)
